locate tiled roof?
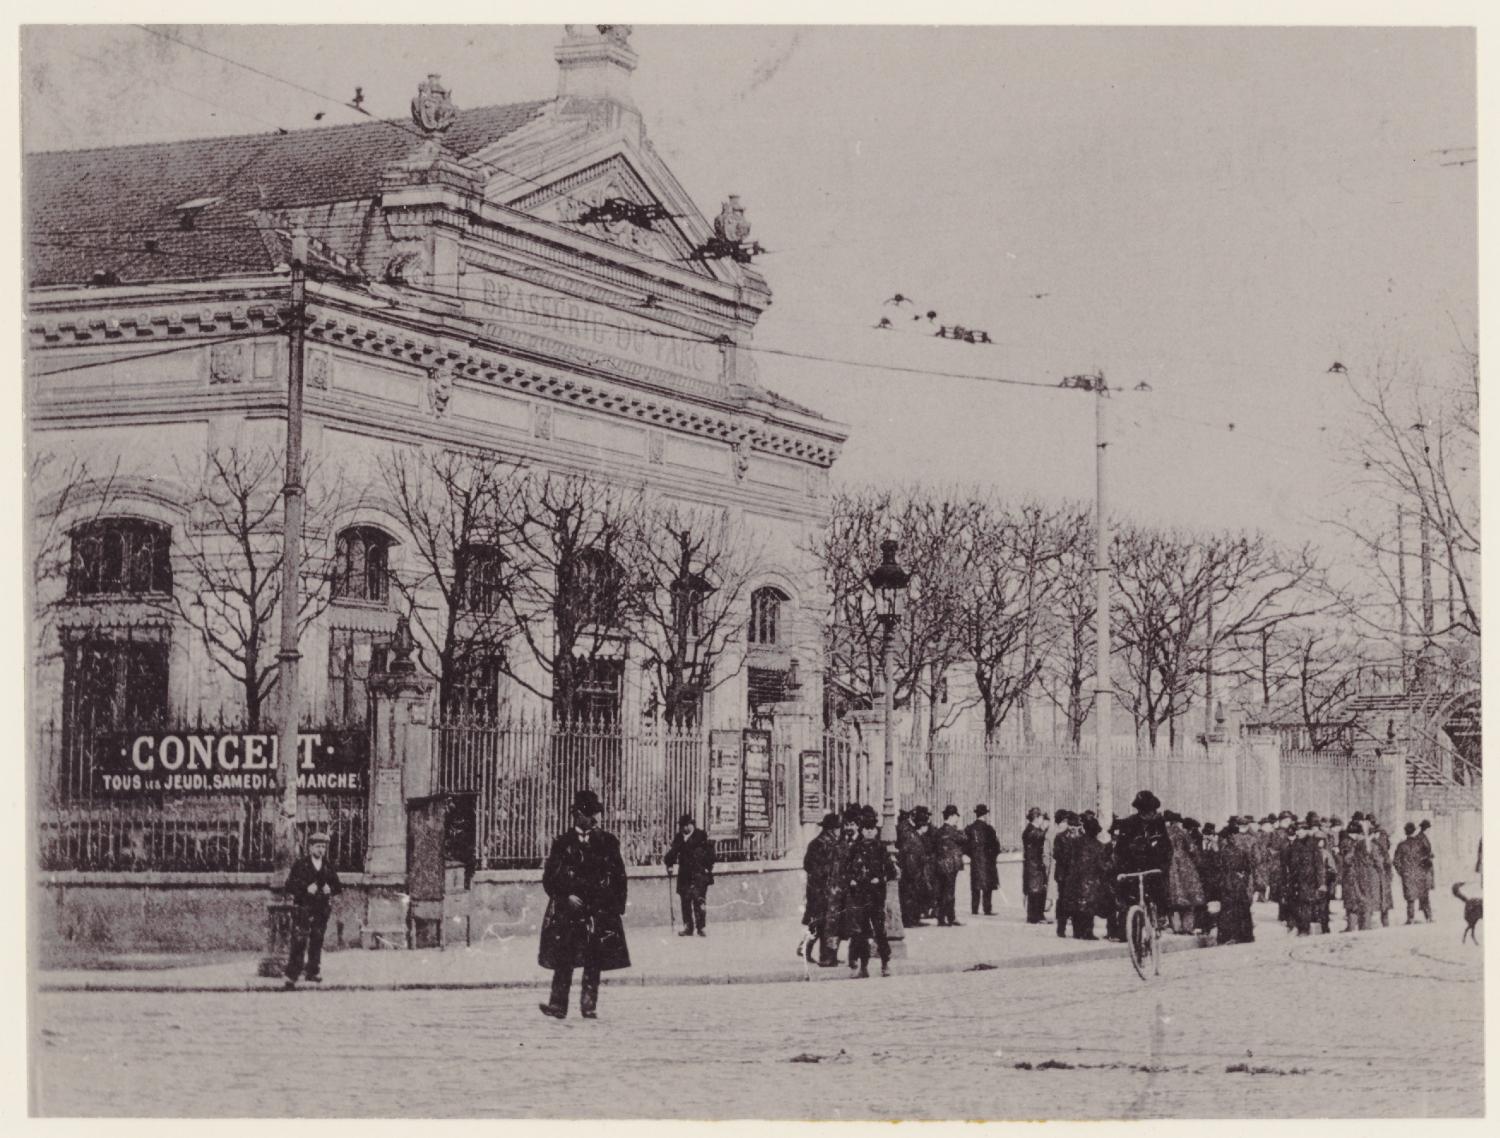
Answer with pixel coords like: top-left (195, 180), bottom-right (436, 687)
top-left (24, 101), bottom-right (551, 287)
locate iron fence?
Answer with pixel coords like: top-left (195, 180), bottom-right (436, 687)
top-left (34, 719), bottom-right (367, 873)
top-left (1281, 749), bottom-right (1397, 825)
top-left (435, 714), bottom-right (797, 869)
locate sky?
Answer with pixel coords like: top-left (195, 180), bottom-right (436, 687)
top-left (17, 20), bottom-right (1479, 549)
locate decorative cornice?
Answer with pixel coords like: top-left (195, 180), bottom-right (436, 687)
top-left (29, 303), bottom-right (284, 345)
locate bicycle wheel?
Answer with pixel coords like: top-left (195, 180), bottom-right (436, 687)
top-left (1126, 905), bottom-right (1150, 980)
top-left (1149, 910), bottom-right (1163, 976)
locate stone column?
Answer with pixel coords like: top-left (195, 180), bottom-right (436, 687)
top-left (365, 662), bottom-right (438, 878)
top-left (1251, 735), bottom-right (1282, 815)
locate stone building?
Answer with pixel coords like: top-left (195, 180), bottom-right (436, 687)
top-left (27, 27), bottom-right (846, 948)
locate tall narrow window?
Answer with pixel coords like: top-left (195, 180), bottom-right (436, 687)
top-left (562, 548), bottom-right (627, 629)
top-left (333, 526), bottom-right (392, 603)
top-left (457, 544), bottom-right (506, 614)
top-left (748, 586), bottom-right (788, 646)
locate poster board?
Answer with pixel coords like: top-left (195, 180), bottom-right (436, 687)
top-left (799, 749), bottom-right (824, 823)
top-left (707, 729), bottom-right (743, 839)
top-left (741, 729), bottom-right (773, 834)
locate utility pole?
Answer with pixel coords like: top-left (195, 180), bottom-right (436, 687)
top-left (1203, 590), bottom-right (1215, 745)
top-left (1093, 374), bottom-right (1112, 825)
top-left (259, 224), bottom-right (308, 976)
top-left (1061, 371), bottom-right (1112, 823)
top-left (1397, 505), bottom-right (1409, 690)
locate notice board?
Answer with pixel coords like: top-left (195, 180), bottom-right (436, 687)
top-left (707, 729), bottom-right (743, 839)
top-left (741, 729), bottom-right (773, 834)
top-left (799, 750), bottom-right (824, 823)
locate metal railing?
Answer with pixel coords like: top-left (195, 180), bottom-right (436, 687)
top-left (434, 714), bottom-right (797, 869)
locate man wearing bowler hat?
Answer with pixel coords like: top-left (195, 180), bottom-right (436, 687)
top-left (538, 789), bottom-right (630, 1020)
top-left (283, 829), bottom-right (342, 989)
top-left (965, 804), bottom-right (1001, 916)
top-left (664, 812), bottom-right (716, 936)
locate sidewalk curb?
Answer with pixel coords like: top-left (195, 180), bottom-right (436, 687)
top-left (38, 935), bottom-right (1204, 994)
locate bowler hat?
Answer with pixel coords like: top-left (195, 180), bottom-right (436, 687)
top-left (1131, 789), bottom-right (1161, 813)
top-left (572, 788), bottom-right (603, 816)
top-left (859, 806), bottom-right (880, 829)
top-left (942, 804), bottom-right (959, 819)
top-left (679, 813), bottom-right (695, 827)
top-left (308, 830), bottom-right (330, 845)
top-left (1202, 823), bottom-right (1217, 835)
top-left (974, 804), bottom-right (989, 816)
top-left (911, 806), bottom-right (932, 823)
top-left (1419, 819), bottom-right (1432, 830)
top-left (820, 812), bottom-right (841, 830)
top-left (1404, 822), bottom-right (1416, 835)
top-left (1053, 808), bottom-right (1069, 824)
top-left (1306, 811), bottom-right (1321, 824)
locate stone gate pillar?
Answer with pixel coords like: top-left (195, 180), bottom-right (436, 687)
top-left (365, 648), bottom-right (438, 878)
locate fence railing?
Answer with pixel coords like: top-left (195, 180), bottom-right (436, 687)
top-left (435, 715), bottom-right (797, 869)
top-left (34, 720), bottom-right (367, 873)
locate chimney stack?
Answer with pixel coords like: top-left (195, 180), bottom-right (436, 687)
top-left (555, 25), bottom-right (638, 106)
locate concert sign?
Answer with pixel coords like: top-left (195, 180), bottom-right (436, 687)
top-left (92, 730), bottom-right (369, 796)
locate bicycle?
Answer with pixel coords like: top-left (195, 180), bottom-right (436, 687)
top-left (1116, 869), bottom-right (1165, 980)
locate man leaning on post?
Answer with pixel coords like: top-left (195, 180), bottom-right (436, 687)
top-left (283, 829), bottom-right (341, 989)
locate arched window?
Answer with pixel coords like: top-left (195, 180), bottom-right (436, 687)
top-left (562, 548), bottom-right (627, 629)
top-left (67, 518), bottom-right (173, 597)
top-left (333, 526), bottom-right (392, 603)
top-left (748, 586), bottom-right (789, 646)
top-left (457, 544), bottom-right (506, 614)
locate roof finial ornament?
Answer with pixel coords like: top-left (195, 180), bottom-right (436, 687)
top-left (411, 73), bottom-right (457, 135)
top-left (714, 195), bottom-right (752, 244)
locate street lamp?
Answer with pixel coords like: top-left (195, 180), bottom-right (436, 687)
top-left (868, 538), bottom-right (909, 953)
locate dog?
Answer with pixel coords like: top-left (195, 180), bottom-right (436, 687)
top-left (1452, 882), bottom-right (1482, 945)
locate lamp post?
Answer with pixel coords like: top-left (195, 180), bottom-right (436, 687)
top-left (869, 538), bottom-right (910, 952)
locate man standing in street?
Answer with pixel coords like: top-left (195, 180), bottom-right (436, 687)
top-left (845, 806), bottom-right (897, 977)
top-left (899, 805), bottom-right (935, 926)
top-left (538, 789), bottom-right (630, 1020)
top-left (664, 813), bottom-right (715, 937)
top-left (1021, 807), bottom-right (1050, 924)
top-left (1394, 821), bottom-right (1435, 924)
top-left (965, 804), bottom-right (1001, 916)
top-left (802, 812), bottom-right (845, 966)
top-left (283, 830), bottom-right (341, 989)
top-left (1053, 810), bottom-right (1081, 938)
top-left (931, 805), bottom-right (970, 927)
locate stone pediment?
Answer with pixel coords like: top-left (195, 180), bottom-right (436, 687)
top-left (470, 105), bottom-right (760, 293)
top-left (513, 155), bottom-right (700, 272)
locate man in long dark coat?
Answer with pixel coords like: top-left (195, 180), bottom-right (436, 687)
top-left (1053, 810), bottom-right (1081, 938)
top-left (1394, 821), bottom-right (1434, 924)
top-left (1340, 821), bottom-right (1379, 932)
top-left (283, 830), bottom-right (342, 988)
top-left (1021, 807), bottom-right (1050, 924)
top-left (844, 806), bottom-right (899, 977)
top-left (1218, 818), bottom-right (1258, 944)
top-left (930, 805), bottom-right (970, 926)
top-left (1195, 823), bottom-right (1223, 937)
top-left (1062, 816), bottom-right (1109, 939)
top-left (1282, 822), bottom-right (1326, 935)
top-left (538, 789), bottom-right (629, 1020)
top-left (1369, 816), bottom-right (1395, 927)
top-left (899, 806), bottom-right (935, 926)
top-left (965, 804), bottom-right (1001, 916)
top-left (664, 813), bottom-right (715, 936)
top-left (802, 812), bottom-right (845, 965)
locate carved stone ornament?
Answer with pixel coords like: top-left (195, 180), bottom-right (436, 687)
top-left (647, 430), bottom-right (665, 464)
top-left (383, 248), bottom-right (428, 287)
top-left (209, 341), bottom-right (245, 384)
top-left (566, 24), bottom-right (633, 46)
top-left (427, 365), bottom-right (453, 417)
top-left (307, 349), bottom-right (329, 390)
top-left (556, 178), bottom-right (651, 253)
top-left (533, 403), bottom-right (553, 440)
top-left (411, 73), bottom-right (457, 135)
top-left (714, 195), bottom-right (752, 245)
top-left (732, 438), bottom-right (750, 481)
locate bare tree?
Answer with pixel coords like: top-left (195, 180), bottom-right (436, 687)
top-left (501, 469), bottom-right (644, 721)
top-left (814, 485), bottom-right (970, 734)
top-left (167, 446), bottom-right (340, 728)
top-left (956, 499), bottom-right (1071, 741)
top-left (630, 499), bottom-right (760, 727)
top-left (377, 446), bottom-right (527, 717)
top-left (1334, 349), bottom-right (1479, 688)
top-left (1037, 505), bottom-right (1097, 746)
top-left (1113, 526), bottom-right (1326, 747)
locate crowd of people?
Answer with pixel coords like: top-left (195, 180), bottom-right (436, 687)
top-left (1021, 793), bottom-right (1442, 947)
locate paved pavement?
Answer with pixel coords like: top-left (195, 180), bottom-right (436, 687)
top-left (31, 901), bottom-right (1483, 1118)
top-left (39, 903), bottom-right (1169, 991)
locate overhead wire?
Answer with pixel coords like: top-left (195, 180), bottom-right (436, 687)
top-left (29, 329), bottom-right (277, 378)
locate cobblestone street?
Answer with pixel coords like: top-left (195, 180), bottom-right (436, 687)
top-left (33, 918), bottom-right (1482, 1119)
